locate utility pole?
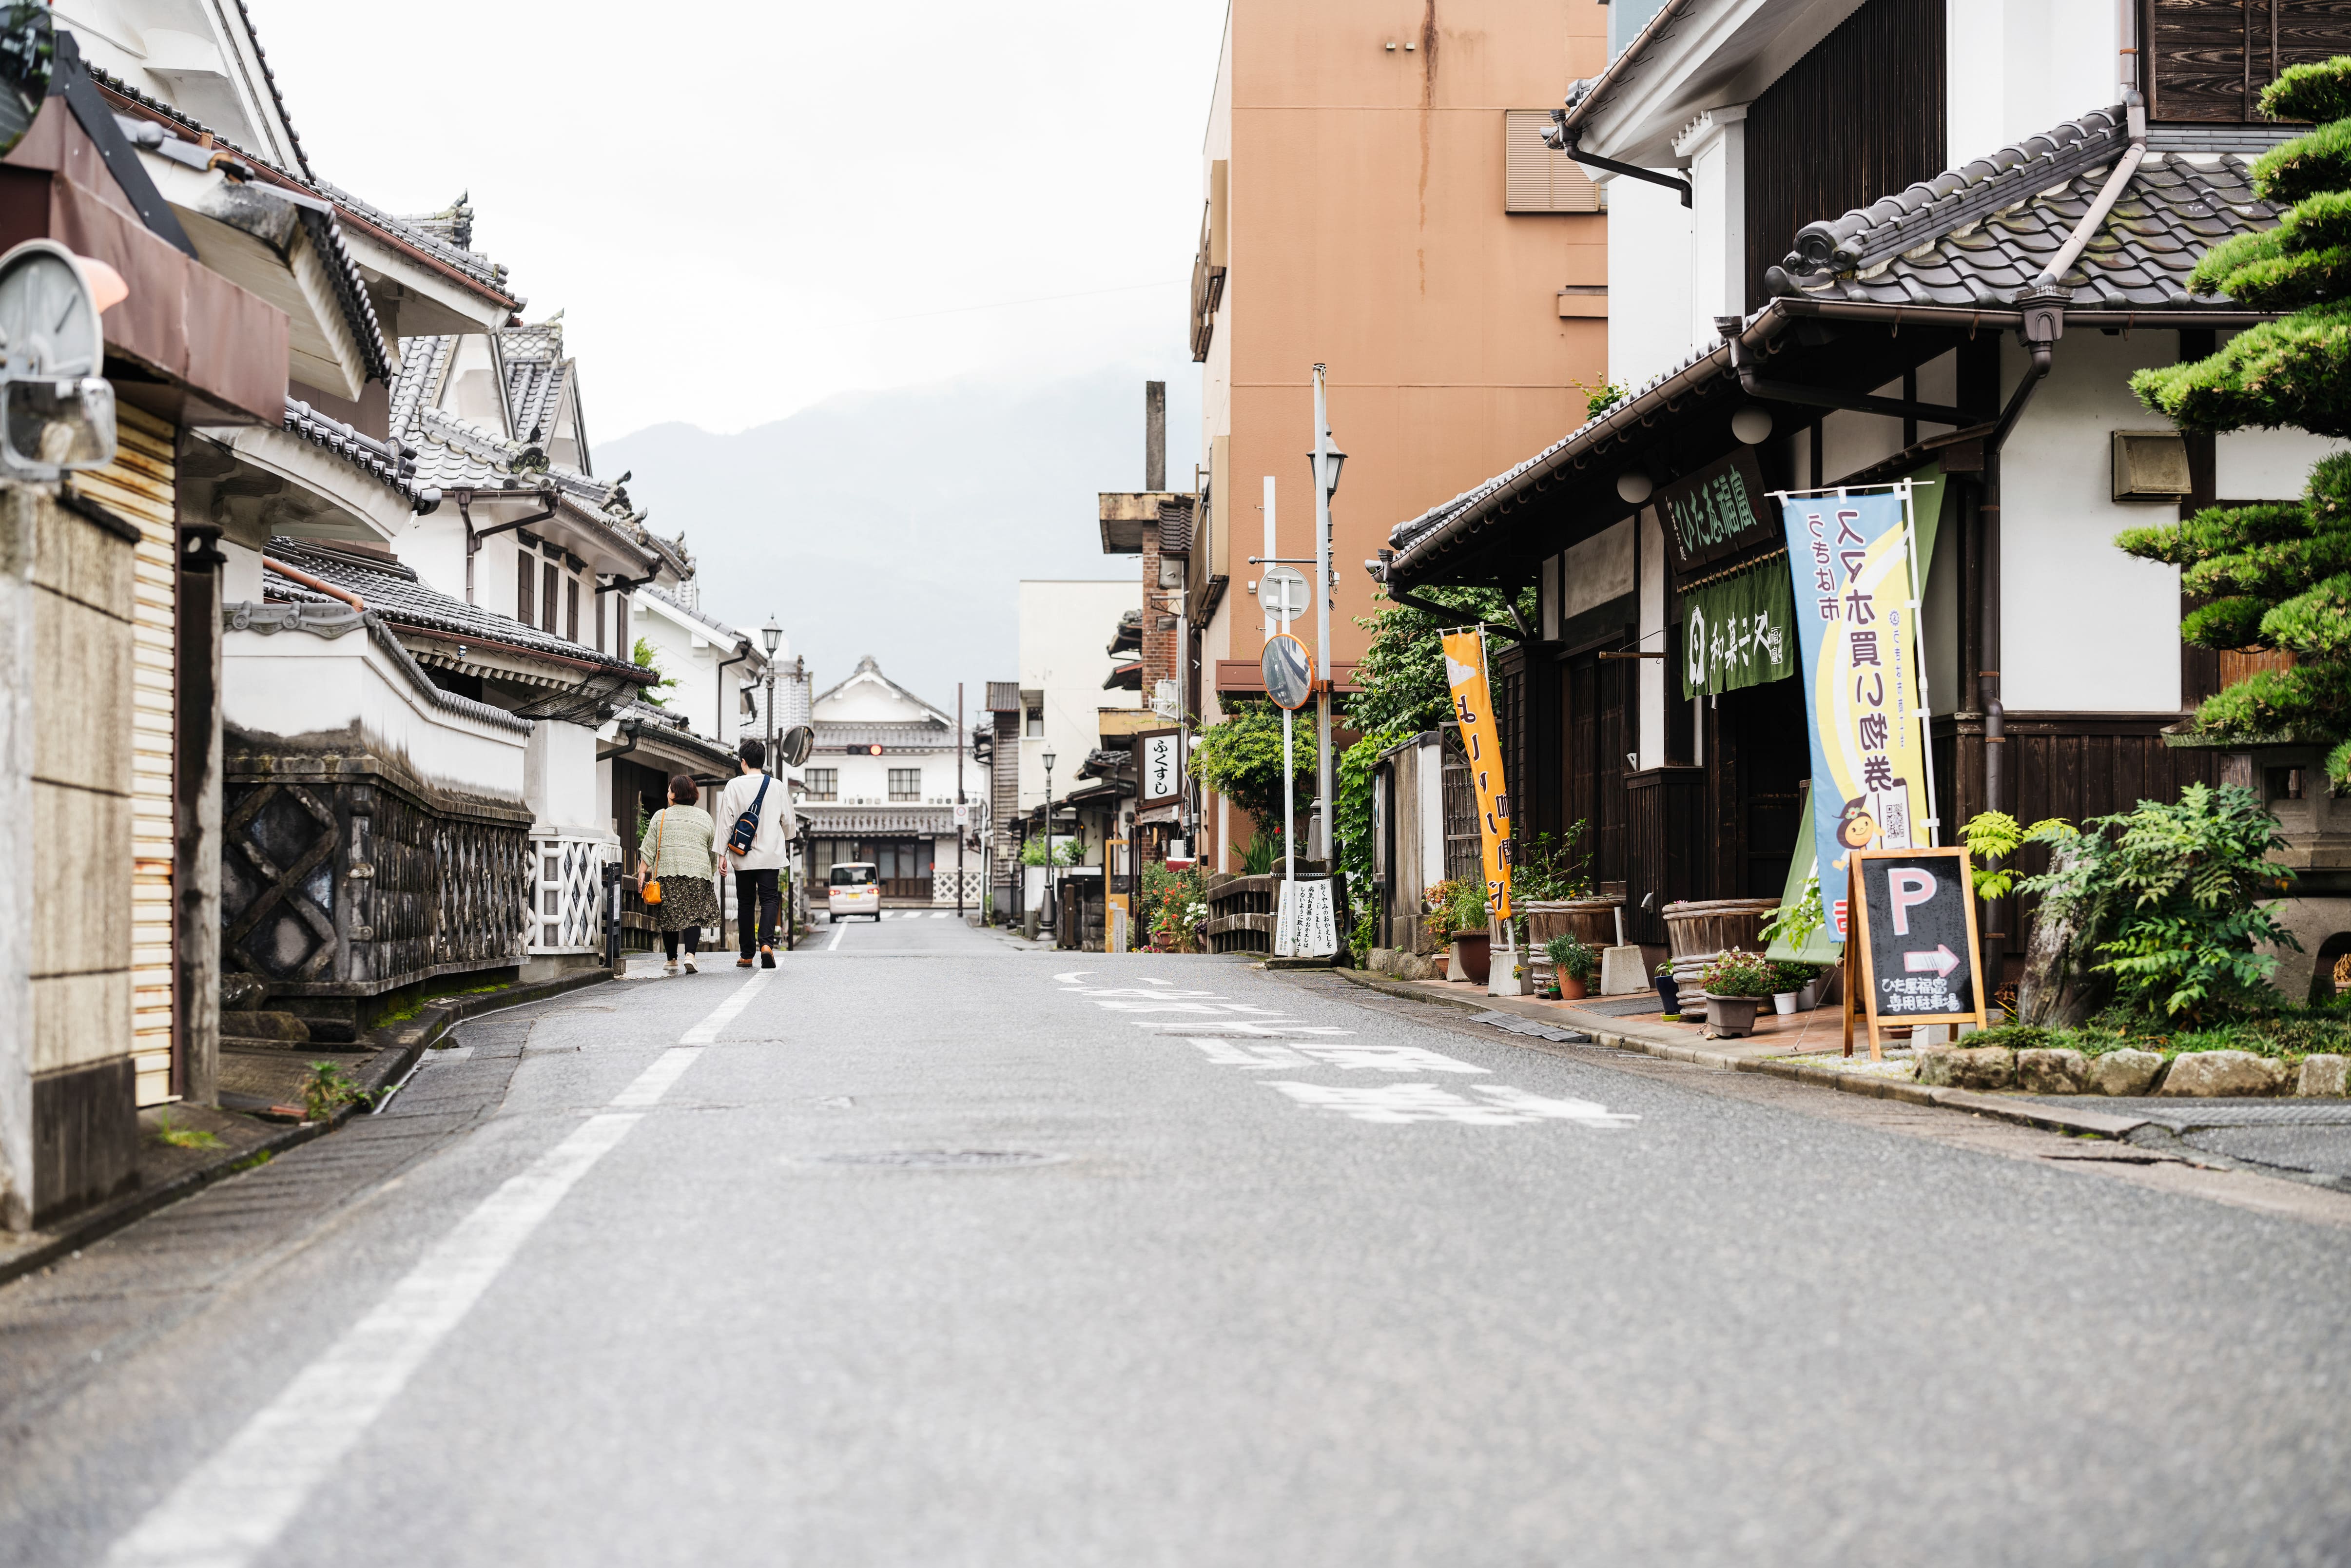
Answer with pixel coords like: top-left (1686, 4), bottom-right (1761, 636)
top-left (1311, 364), bottom-right (1335, 866)
top-left (956, 679), bottom-right (966, 920)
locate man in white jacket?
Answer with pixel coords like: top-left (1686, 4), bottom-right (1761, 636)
top-left (716, 737), bottom-right (797, 968)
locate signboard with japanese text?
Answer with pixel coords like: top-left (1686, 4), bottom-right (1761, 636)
top-left (1842, 846), bottom-right (1986, 1060)
top-left (1275, 877), bottom-right (1339, 957)
top-left (1656, 448), bottom-right (1775, 573)
top-left (1680, 557), bottom-right (1797, 698)
top-left (1439, 628), bottom-right (1514, 920)
top-left (1138, 728), bottom-right (1183, 808)
top-left (1779, 484), bottom-right (1936, 940)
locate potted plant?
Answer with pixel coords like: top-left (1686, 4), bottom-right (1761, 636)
top-left (1698, 949), bottom-right (1775, 1036)
top-left (1653, 959), bottom-right (1681, 1018)
top-left (1423, 879), bottom-right (1492, 985)
top-left (1543, 931), bottom-right (1599, 1000)
top-left (1768, 960), bottom-right (1824, 1013)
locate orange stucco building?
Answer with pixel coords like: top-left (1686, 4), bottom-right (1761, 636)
top-left (1188, 0), bottom-right (1610, 869)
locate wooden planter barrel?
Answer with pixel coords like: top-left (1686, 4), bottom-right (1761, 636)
top-left (1661, 897), bottom-right (1780, 1002)
top-left (1522, 897), bottom-right (1622, 987)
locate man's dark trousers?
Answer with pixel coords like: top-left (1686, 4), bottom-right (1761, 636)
top-left (736, 868), bottom-right (780, 957)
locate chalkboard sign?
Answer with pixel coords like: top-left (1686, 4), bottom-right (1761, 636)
top-left (1842, 846), bottom-right (1987, 1059)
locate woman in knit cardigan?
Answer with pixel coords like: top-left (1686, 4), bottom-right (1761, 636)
top-left (638, 773), bottom-right (721, 973)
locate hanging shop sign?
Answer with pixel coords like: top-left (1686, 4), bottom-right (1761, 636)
top-left (1680, 557), bottom-right (1797, 698)
top-left (1439, 627), bottom-right (1514, 920)
top-left (1656, 448), bottom-right (1775, 573)
top-left (1840, 846), bottom-right (1987, 1061)
top-left (1777, 483), bottom-right (1939, 940)
top-left (1137, 727), bottom-right (1183, 808)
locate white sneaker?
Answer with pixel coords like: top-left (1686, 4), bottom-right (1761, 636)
top-left (663, 961), bottom-right (679, 975)
top-left (682, 955), bottom-right (698, 973)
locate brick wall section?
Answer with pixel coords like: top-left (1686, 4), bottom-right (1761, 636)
top-left (1139, 523), bottom-right (1177, 695)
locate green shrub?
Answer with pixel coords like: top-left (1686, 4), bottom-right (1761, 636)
top-left (1699, 949), bottom-right (1774, 999)
top-left (1543, 930), bottom-right (1598, 984)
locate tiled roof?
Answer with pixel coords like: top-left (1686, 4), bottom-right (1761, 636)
top-left (796, 803), bottom-right (956, 836)
top-left (1157, 497), bottom-right (1195, 556)
top-left (985, 680), bottom-right (1023, 712)
top-left (639, 582), bottom-right (744, 644)
top-left (227, 0), bottom-right (313, 179)
top-left (812, 719), bottom-right (956, 750)
top-left (500, 317), bottom-right (568, 441)
top-left (1386, 106), bottom-right (2297, 575)
top-left (282, 397), bottom-right (421, 502)
top-left (1773, 106), bottom-right (2297, 309)
top-left (263, 538), bottom-right (646, 679)
top-left (316, 183), bottom-right (514, 296)
top-left (389, 332), bottom-right (681, 577)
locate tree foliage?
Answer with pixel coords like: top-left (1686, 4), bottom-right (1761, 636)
top-left (1343, 584), bottom-right (1535, 737)
top-left (2127, 58), bottom-right (2351, 783)
top-left (1190, 699), bottom-right (1316, 841)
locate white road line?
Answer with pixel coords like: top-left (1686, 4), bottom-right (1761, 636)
top-left (104, 1111), bottom-right (641, 1568)
top-left (678, 972), bottom-right (766, 1044)
top-left (103, 971), bottom-right (775, 1568)
top-left (827, 922), bottom-right (848, 951)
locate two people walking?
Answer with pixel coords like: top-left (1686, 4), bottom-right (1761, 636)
top-left (636, 737), bottom-right (797, 974)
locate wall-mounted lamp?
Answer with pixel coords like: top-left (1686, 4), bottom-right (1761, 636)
top-left (1615, 470), bottom-right (1654, 505)
top-left (1730, 406), bottom-right (1774, 445)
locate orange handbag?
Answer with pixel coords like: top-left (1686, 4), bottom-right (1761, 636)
top-left (641, 811), bottom-right (665, 906)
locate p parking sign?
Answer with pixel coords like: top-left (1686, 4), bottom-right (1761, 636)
top-left (1843, 846), bottom-right (1987, 1060)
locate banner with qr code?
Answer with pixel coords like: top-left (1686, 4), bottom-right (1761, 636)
top-left (1778, 485), bottom-right (1935, 941)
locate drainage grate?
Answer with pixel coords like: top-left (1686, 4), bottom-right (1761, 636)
top-left (1470, 1011), bottom-right (1590, 1044)
top-left (799, 1149), bottom-right (1068, 1169)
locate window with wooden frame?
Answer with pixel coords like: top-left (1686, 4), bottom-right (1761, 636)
top-left (888, 767), bottom-right (922, 802)
top-left (516, 548), bottom-right (533, 626)
top-left (542, 562), bottom-right (559, 634)
top-left (566, 578), bottom-right (580, 643)
top-left (805, 768), bottom-right (838, 801)
top-left (2145, 0), bottom-right (2351, 122)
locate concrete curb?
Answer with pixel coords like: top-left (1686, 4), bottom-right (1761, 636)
top-left (1323, 967), bottom-right (2149, 1142)
top-left (0, 969), bottom-right (612, 1292)
top-left (369, 966), bottom-right (614, 1053)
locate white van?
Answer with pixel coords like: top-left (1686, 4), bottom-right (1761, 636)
top-left (827, 862), bottom-right (881, 922)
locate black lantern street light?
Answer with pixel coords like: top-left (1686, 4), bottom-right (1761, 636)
top-left (1042, 747), bottom-right (1057, 941)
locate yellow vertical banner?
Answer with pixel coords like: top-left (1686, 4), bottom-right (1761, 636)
top-left (1440, 629), bottom-right (1513, 920)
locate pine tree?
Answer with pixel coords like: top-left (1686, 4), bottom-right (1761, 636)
top-left (2125, 58), bottom-right (2351, 786)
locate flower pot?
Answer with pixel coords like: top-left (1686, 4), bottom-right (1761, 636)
top-left (1453, 932), bottom-right (1491, 986)
top-left (1704, 995), bottom-right (1764, 1037)
top-left (1796, 980), bottom-right (1822, 1012)
top-left (1559, 975), bottom-right (1588, 1001)
top-left (1653, 974), bottom-right (1680, 1015)
top-left (1772, 991), bottom-right (1800, 1015)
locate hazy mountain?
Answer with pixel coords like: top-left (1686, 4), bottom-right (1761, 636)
top-left (601, 368), bottom-right (1198, 717)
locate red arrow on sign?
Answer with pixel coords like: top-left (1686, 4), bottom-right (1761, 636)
top-left (1904, 944), bottom-right (1960, 979)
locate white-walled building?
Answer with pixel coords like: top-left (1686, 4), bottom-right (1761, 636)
top-left (800, 658), bottom-right (985, 908)
top-left (1017, 581), bottom-right (1144, 822)
top-left (1372, 0), bottom-right (2351, 978)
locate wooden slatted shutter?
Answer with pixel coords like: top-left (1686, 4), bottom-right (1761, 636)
top-left (542, 562), bottom-right (558, 634)
top-left (516, 548), bottom-right (532, 625)
top-left (77, 405), bottom-right (177, 1105)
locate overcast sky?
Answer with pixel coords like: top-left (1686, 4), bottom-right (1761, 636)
top-left (243, 0), bottom-right (1228, 441)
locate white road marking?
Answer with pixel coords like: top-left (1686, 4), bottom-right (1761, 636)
top-left (678, 973), bottom-right (766, 1044)
top-left (1053, 970), bottom-right (1092, 984)
top-left (611, 1049), bottom-right (700, 1108)
top-left (103, 971), bottom-right (775, 1568)
top-left (827, 922), bottom-right (848, 951)
top-left (931, 911), bottom-right (948, 919)
top-left (104, 1113), bottom-right (641, 1568)
top-left (1266, 1082), bottom-right (1636, 1126)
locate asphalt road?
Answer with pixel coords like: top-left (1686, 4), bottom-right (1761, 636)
top-left (5, 918), bottom-right (2351, 1566)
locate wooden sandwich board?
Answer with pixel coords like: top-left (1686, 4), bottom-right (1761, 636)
top-left (1841, 846), bottom-right (1989, 1061)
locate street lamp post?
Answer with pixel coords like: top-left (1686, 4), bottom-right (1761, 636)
top-left (1042, 748), bottom-right (1057, 944)
top-left (761, 616), bottom-right (782, 948)
top-left (1308, 366), bottom-right (1345, 868)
